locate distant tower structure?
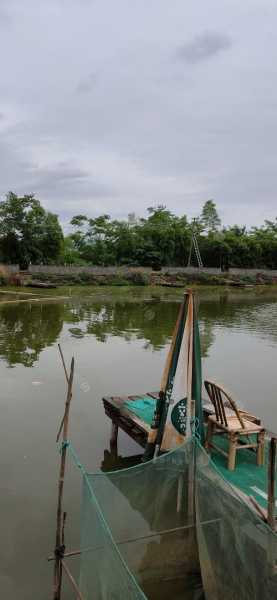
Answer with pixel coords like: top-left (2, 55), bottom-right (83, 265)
top-left (187, 220), bottom-right (203, 268)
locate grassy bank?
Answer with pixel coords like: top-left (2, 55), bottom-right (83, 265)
top-left (23, 269), bottom-right (277, 288)
top-left (1, 267), bottom-right (277, 289)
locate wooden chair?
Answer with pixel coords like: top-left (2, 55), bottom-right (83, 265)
top-left (204, 380), bottom-right (265, 471)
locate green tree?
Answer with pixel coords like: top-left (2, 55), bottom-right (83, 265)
top-left (200, 200), bottom-right (221, 233)
top-left (0, 192), bottom-right (63, 267)
top-left (60, 236), bottom-right (88, 265)
top-left (68, 205), bottom-right (277, 270)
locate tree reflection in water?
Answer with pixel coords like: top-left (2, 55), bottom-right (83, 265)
top-left (65, 298), bottom-right (214, 356)
top-left (0, 302), bottom-right (64, 367)
top-left (0, 288), bottom-right (275, 368)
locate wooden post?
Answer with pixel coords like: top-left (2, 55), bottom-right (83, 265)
top-left (110, 421), bottom-right (118, 454)
top-left (228, 433), bottom-right (237, 471)
top-left (267, 437), bottom-right (277, 530)
top-left (53, 354), bottom-right (75, 600)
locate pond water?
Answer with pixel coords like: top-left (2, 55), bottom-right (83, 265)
top-left (0, 285), bottom-right (276, 599)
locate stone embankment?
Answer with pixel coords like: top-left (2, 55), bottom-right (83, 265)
top-left (1, 265), bottom-right (277, 287)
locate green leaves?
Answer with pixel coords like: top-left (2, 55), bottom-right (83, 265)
top-left (2, 192), bottom-right (275, 269)
top-left (0, 192), bottom-right (63, 267)
top-left (67, 201), bottom-right (277, 269)
top-left (200, 199), bottom-right (221, 233)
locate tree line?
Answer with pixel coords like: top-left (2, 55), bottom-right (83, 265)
top-left (0, 192), bottom-right (277, 270)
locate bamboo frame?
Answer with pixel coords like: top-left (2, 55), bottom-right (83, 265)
top-left (53, 351), bottom-right (75, 600)
top-left (48, 517), bottom-right (221, 562)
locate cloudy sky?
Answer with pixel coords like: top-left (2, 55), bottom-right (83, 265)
top-left (0, 0), bottom-right (277, 228)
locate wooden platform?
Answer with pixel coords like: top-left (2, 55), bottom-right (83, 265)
top-left (102, 391), bottom-right (159, 449)
top-left (102, 391), bottom-right (214, 452)
top-left (102, 392), bottom-right (277, 528)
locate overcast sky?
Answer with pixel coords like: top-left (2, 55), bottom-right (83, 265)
top-left (0, 0), bottom-right (277, 228)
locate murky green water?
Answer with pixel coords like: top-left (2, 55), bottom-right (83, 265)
top-left (0, 285), bottom-right (276, 599)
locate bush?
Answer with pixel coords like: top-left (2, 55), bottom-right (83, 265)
top-left (110, 277), bottom-right (130, 286)
top-left (31, 272), bottom-right (50, 282)
top-left (130, 271), bottom-right (150, 286)
top-left (78, 272), bottom-right (94, 284)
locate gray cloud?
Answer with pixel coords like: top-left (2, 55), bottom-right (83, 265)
top-left (177, 31), bottom-right (232, 64)
top-left (27, 162), bottom-right (89, 185)
top-left (0, 1), bottom-right (276, 227)
top-left (0, 1), bottom-right (12, 27)
top-left (76, 72), bottom-right (98, 94)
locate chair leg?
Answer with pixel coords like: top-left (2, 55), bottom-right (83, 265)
top-left (228, 433), bottom-right (237, 471)
top-left (257, 430), bottom-right (265, 466)
top-left (205, 420), bottom-right (213, 452)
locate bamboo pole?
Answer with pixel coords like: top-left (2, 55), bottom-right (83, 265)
top-left (53, 354), bottom-right (75, 600)
top-left (58, 511), bottom-right (67, 597)
top-left (56, 345), bottom-right (70, 443)
top-left (58, 344), bottom-right (69, 383)
top-left (267, 437), bottom-right (277, 530)
top-left (0, 296), bottom-right (69, 305)
top-left (249, 496), bottom-right (267, 521)
top-left (142, 295), bottom-right (186, 461)
top-left (61, 560), bottom-right (85, 600)
top-left (48, 517), bottom-right (221, 561)
top-left (160, 295), bottom-right (186, 393)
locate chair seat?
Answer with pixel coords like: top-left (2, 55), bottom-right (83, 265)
top-left (209, 414), bottom-right (264, 433)
top-left (204, 380), bottom-right (265, 470)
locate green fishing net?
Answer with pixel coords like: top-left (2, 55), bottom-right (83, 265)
top-left (195, 440), bottom-right (277, 600)
top-left (71, 440), bottom-right (198, 599)
top-left (67, 438), bottom-right (277, 599)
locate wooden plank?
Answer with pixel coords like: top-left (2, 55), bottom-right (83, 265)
top-left (102, 392), bottom-right (161, 450)
top-left (103, 394), bottom-right (155, 433)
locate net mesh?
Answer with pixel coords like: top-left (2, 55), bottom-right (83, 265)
top-left (67, 439), bottom-right (277, 600)
top-left (195, 440), bottom-right (277, 600)
top-left (74, 440), bottom-right (198, 600)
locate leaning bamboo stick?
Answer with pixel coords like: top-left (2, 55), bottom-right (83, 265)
top-left (56, 345), bottom-right (71, 443)
top-left (53, 355), bottom-right (75, 600)
top-left (267, 437), bottom-right (277, 530)
top-left (0, 296), bottom-right (69, 305)
top-left (58, 344), bottom-right (69, 383)
top-left (249, 496), bottom-right (267, 521)
top-left (143, 295), bottom-right (187, 461)
top-left (160, 294), bottom-right (187, 393)
top-left (61, 560), bottom-right (84, 600)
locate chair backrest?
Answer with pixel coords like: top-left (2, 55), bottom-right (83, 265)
top-left (204, 380), bottom-right (245, 429)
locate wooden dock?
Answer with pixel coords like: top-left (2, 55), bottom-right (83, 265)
top-left (102, 391), bottom-right (159, 451)
top-left (102, 392), bottom-right (215, 453)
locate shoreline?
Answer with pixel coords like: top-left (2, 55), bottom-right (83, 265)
top-left (14, 271), bottom-right (277, 288)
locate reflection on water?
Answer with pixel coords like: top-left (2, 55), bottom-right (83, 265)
top-left (0, 286), bottom-right (276, 599)
top-left (0, 287), bottom-right (277, 371)
top-left (0, 302), bottom-right (64, 367)
top-left (199, 290), bottom-right (277, 345)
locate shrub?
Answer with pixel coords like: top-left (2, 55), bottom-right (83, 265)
top-left (130, 271), bottom-right (150, 286)
top-left (110, 277), bottom-right (130, 286)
